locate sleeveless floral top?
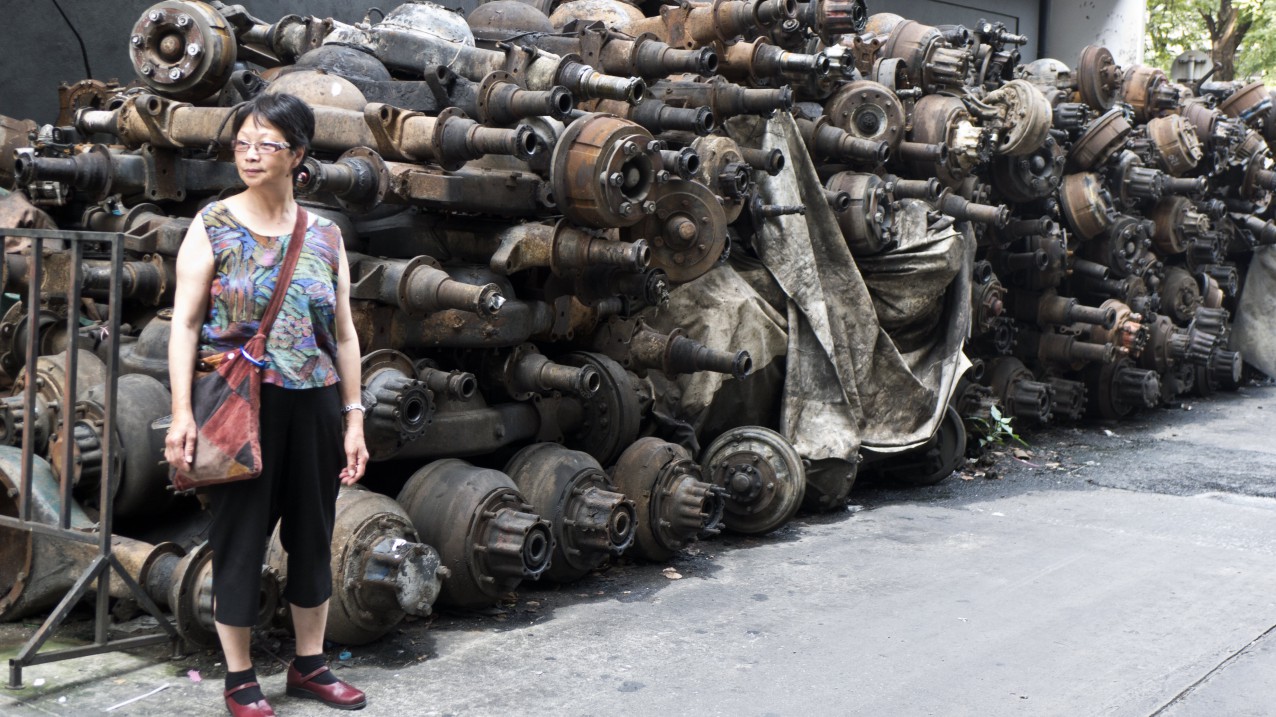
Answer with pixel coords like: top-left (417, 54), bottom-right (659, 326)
top-left (199, 201), bottom-right (342, 389)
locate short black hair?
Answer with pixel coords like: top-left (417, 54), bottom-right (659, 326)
top-left (232, 92), bottom-right (315, 158)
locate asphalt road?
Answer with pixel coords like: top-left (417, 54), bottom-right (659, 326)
top-left (3, 383), bottom-right (1274, 717)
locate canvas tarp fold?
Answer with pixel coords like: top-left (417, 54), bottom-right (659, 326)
top-left (641, 112), bottom-right (973, 466)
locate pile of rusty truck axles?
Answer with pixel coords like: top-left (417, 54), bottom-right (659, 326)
top-left (1, 0), bottom-right (1273, 650)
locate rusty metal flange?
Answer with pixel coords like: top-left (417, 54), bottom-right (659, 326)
top-left (991, 133), bottom-right (1065, 202)
top-left (1234, 127), bottom-right (1269, 162)
top-left (557, 352), bottom-right (641, 467)
top-left (814, 0), bottom-right (868, 42)
top-left (1217, 81), bottom-right (1271, 121)
top-left (700, 426), bottom-right (804, 535)
top-left (825, 171), bottom-right (894, 256)
top-left (550, 113), bottom-right (662, 228)
top-left (269, 486), bottom-right (444, 645)
top-left (0, 303), bottom-right (71, 380)
top-left (1085, 357), bottom-right (1159, 419)
top-left (130, 1), bottom-right (237, 102)
top-left (396, 459), bottom-right (553, 608)
top-left (908, 93), bottom-right (975, 184)
top-left (1160, 266), bottom-right (1203, 324)
top-left (1240, 149), bottom-right (1275, 210)
top-left (0, 116), bottom-right (36, 190)
top-left (505, 442), bottom-right (637, 582)
top-left (623, 179), bottom-right (727, 283)
top-left (360, 349), bottom-right (433, 460)
top-left (1146, 115), bottom-right (1202, 176)
top-left (985, 357), bottom-right (1054, 424)
top-left (689, 134), bottom-right (749, 223)
top-left (881, 19), bottom-right (967, 92)
top-left (1148, 195), bottom-right (1208, 256)
top-left (168, 541), bottom-right (280, 647)
top-left (1121, 64), bottom-right (1176, 123)
top-left (986, 79), bottom-right (1053, 156)
top-left (1076, 45), bottom-right (1121, 111)
top-left (11, 350), bottom-right (108, 411)
top-left (823, 80), bottom-right (906, 150)
top-left (1058, 172), bottom-right (1115, 240)
top-left (1180, 101), bottom-right (1221, 149)
top-left (82, 373), bottom-right (173, 521)
top-left (56, 80), bottom-right (122, 128)
top-left (1067, 108), bottom-right (1131, 171)
top-left (333, 147), bottom-right (391, 215)
top-left (611, 437), bottom-right (725, 562)
top-left (1092, 214), bottom-right (1154, 278)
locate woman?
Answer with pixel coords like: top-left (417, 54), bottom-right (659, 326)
top-left (165, 92), bottom-right (369, 716)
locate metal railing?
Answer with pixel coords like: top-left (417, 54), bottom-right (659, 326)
top-left (0, 227), bottom-right (179, 689)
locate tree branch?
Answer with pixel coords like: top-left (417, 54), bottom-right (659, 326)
top-left (1202, 11), bottom-right (1218, 39)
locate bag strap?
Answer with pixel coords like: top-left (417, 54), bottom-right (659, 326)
top-left (256, 207), bottom-right (308, 339)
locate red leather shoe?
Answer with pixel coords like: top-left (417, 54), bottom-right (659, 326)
top-left (224, 682), bottom-right (276, 717)
top-left (286, 662), bottom-right (367, 710)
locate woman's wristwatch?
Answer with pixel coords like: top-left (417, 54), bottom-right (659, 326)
top-left (341, 403), bottom-right (366, 416)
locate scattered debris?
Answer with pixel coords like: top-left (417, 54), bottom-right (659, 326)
top-left (103, 684), bottom-right (171, 712)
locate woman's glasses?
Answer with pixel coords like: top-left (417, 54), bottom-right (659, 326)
top-left (232, 139), bottom-right (291, 154)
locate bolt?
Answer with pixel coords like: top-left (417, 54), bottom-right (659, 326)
top-left (642, 201), bottom-right (657, 214)
top-left (175, 14), bottom-right (190, 27)
top-left (131, 34), bottom-right (143, 47)
top-left (168, 67), bottom-right (184, 80)
top-left (148, 10), bottom-right (162, 22)
top-left (622, 141), bottom-right (639, 157)
top-left (608, 172), bottom-right (624, 187)
top-left (618, 201), bottom-right (634, 216)
top-left (141, 64), bottom-right (155, 77)
top-left (187, 42), bottom-right (202, 57)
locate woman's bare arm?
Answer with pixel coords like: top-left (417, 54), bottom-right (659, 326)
top-left (332, 233), bottom-right (368, 484)
top-left (165, 217), bottom-right (214, 470)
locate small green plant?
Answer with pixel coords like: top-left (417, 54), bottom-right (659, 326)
top-left (968, 405), bottom-right (1028, 450)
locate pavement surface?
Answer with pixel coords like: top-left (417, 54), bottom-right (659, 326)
top-left (2, 383), bottom-right (1274, 717)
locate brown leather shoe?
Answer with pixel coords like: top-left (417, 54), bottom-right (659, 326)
top-left (224, 682), bottom-right (276, 717)
top-left (286, 662), bottom-right (367, 710)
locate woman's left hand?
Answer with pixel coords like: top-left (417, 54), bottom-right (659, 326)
top-left (340, 419), bottom-right (369, 485)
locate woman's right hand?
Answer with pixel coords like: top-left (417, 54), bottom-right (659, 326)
top-left (165, 411), bottom-right (199, 472)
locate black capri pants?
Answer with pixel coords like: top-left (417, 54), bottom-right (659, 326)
top-left (208, 383), bottom-right (344, 627)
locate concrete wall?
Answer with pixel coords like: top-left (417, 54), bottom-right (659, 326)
top-left (1043, 0), bottom-right (1147, 68)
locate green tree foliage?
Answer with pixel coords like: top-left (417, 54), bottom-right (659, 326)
top-left (1145, 0), bottom-right (1274, 80)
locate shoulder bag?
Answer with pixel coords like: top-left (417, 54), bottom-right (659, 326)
top-left (171, 207), bottom-right (308, 492)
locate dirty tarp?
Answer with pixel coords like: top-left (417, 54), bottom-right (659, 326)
top-left (1233, 245), bottom-right (1276, 378)
top-left (641, 258), bottom-right (790, 454)
top-left (649, 112), bottom-right (973, 465)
